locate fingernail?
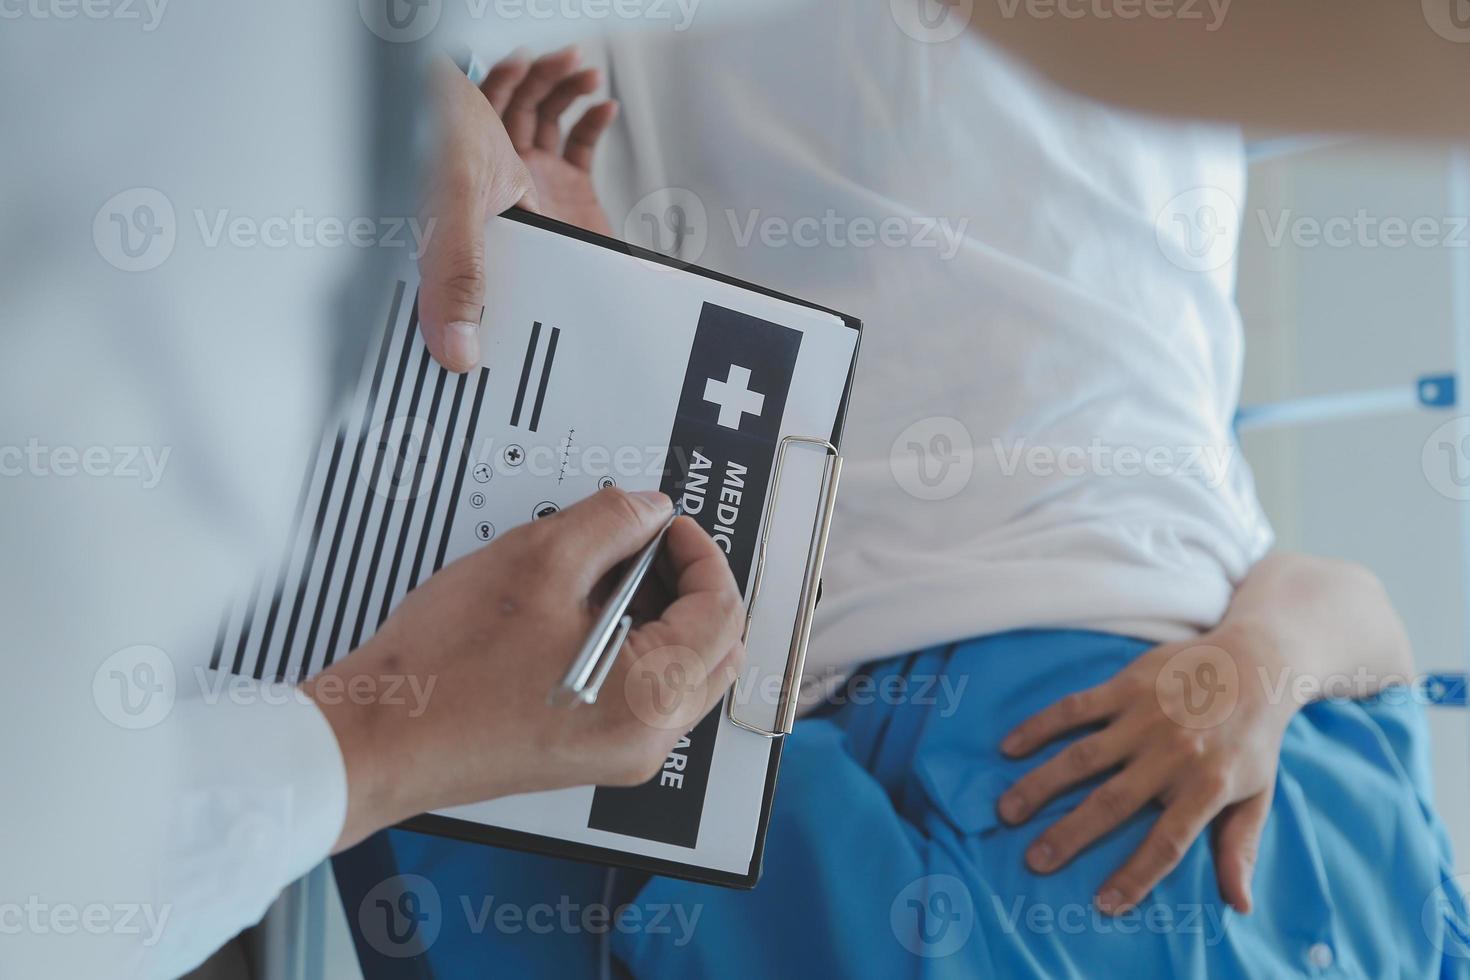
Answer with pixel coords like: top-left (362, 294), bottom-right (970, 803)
top-left (445, 321), bottom-right (480, 370)
top-left (998, 793), bottom-right (1025, 824)
top-left (1097, 888), bottom-right (1122, 913)
top-left (1027, 841), bottom-right (1054, 871)
top-left (1000, 733), bottom-right (1022, 756)
top-left (630, 490), bottom-right (672, 515)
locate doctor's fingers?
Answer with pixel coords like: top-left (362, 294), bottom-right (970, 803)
top-left (617, 625), bottom-right (745, 724)
top-left (532, 486), bottom-right (676, 595)
top-left (596, 641), bottom-right (742, 786)
top-left (481, 48), bottom-right (616, 168)
top-left (480, 49), bottom-right (531, 114)
top-left (416, 199), bottom-right (493, 373)
top-left (613, 632), bottom-right (744, 738)
top-left (631, 516), bottom-right (746, 668)
top-left (501, 46), bottom-right (583, 150)
top-left (434, 54), bottom-right (535, 211)
top-left (611, 518), bottom-right (746, 732)
top-left (563, 102), bottom-right (618, 171)
top-left (531, 69), bottom-right (604, 154)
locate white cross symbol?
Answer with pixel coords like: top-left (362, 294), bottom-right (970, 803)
top-left (703, 364), bottom-right (766, 431)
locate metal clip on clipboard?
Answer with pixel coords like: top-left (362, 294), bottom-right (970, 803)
top-left (727, 435), bottom-right (844, 739)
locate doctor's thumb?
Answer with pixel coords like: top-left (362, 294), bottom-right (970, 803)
top-left (417, 207), bottom-right (489, 373)
top-left (418, 56), bottom-right (540, 373)
top-left (417, 159), bottom-right (537, 373)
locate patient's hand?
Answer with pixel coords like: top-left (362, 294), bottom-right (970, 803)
top-left (995, 625), bottom-right (1296, 917)
top-left (995, 552), bottom-right (1411, 917)
top-left (481, 47), bottom-right (616, 236)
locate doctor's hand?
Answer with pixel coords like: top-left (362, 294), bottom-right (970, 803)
top-left (995, 627), bottom-right (1296, 917)
top-left (304, 487), bottom-right (746, 853)
top-left (418, 50), bottom-right (617, 373)
top-left (480, 46), bottom-right (616, 236)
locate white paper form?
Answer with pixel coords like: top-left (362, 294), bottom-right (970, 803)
top-left (211, 211), bottom-right (860, 885)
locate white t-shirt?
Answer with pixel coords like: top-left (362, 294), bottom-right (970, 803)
top-left (599, 3), bottom-right (1273, 678)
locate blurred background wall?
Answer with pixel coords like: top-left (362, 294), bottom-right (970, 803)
top-left (1237, 139), bottom-right (1470, 878)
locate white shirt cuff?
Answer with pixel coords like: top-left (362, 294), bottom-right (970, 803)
top-left (153, 680), bottom-right (347, 973)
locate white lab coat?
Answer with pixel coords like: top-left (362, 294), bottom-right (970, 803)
top-left (0, 3), bottom-right (789, 977)
top-left (1, 6), bottom-right (373, 976)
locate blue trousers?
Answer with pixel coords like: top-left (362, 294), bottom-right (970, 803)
top-left (356, 630), bottom-right (1470, 978)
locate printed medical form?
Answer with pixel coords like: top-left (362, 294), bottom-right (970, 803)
top-left (209, 211), bottom-right (861, 886)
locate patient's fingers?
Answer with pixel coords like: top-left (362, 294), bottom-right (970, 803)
top-left (504, 46), bottom-right (581, 150)
top-left (1001, 683), bottom-right (1118, 757)
top-left (997, 721), bottom-right (1140, 825)
top-left (480, 51), bottom-right (531, 115)
top-left (1025, 766), bottom-right (1164, 876)
top-left (564, 102), bottom-right (619, 171)
top-left (1211, 787), bottom-right (1272, 914)
top-left (1096, 780), bottom-right (1225, 915)
top-left (534, 68), bottom-right (601, 152)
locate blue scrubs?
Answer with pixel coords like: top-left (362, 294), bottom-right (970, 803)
top-left (374, 630), bottom-right (1470, 978)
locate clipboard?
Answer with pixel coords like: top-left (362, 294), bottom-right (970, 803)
top-left (213, 207), bottom-right (862, 890)
top-left (406, 211), bottom-right (860, 889)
